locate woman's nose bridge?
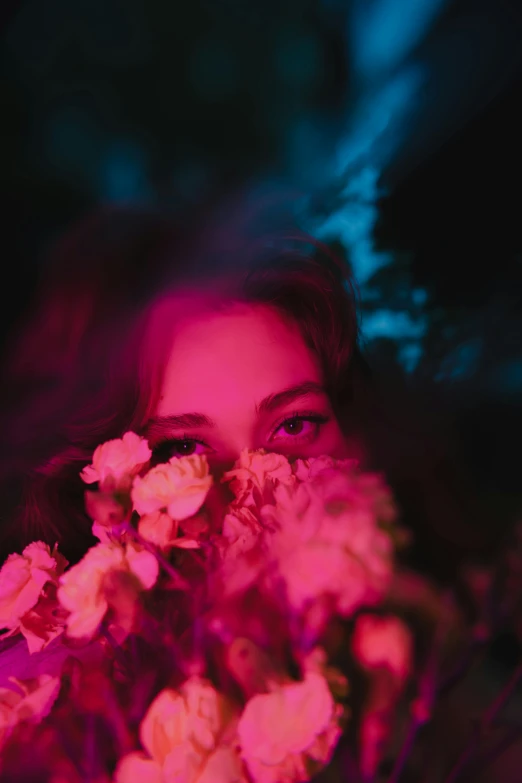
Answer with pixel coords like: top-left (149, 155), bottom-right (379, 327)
top-left (214, 420), bottom-right (259, 468)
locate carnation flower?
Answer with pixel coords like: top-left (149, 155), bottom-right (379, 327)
top-left (57, 541), bottom-right (158, 640)
top-left (0, 542), bottom-right (68, 652)
top-left (115, 753), bottom-right (163, 783)
top-left (261, 470), bottom-right (395, 628)
top-left (195, 746), bottom-right (247, 783)
top-left (351, 614), bottom-right (412, 684)
top-left (91, 520), bottom-right (124, 545)
top-left (352, 615), bottom-right (412, 779)
top-left (237, 672), bottom-right (342, 783)
top-left (223, 450), bottom-right (293, 508)
top-left (86, 490), bottom-right (129, 543)
top-left (312, 467), bottom-right (397, 527)
top-left (15, 589), bottom-right (68, 655)
top-left (279, 543), bottom-right (372, 619)
top-left (213, 507), bottom-right (271, 598)
top-left (116, 745), bottom-right (245, 783)
top-left (0, 675), bottom-right (60, 748)
top-left (181, 677), bottom-right (235, 750)
top-left (81, 431), bottom-right (152, 491)
top-left (300, 648), bottom-right (349, 702)
top-left (220, 508), bottom-right (264, 561)
top-left (137, 511), bottom-right (202, 551)
top-left (292, 455), bottom-right (358, 483)
top-left (137, 510), bottom-right (179, 550)
top-left (115, 678), bottom-right (244, 783)
top-left (132, 455), bottom-right (212, 520)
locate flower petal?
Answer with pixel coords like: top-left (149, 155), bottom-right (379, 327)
top-left (115, 752), bottom-right (163, 783)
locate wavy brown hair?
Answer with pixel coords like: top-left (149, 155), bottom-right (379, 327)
top-left (0, 204), bottom-right (369, 564)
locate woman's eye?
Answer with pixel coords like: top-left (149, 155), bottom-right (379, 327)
top-left (280, 418), bottom-right (306, 436)
top-left (152, 438), bottom-right (208, 463)
top-left (270, 415), bottom-right (328, 443)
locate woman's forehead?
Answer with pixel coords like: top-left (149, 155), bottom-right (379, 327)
top-left (153, 302), bottom-right (323, 419)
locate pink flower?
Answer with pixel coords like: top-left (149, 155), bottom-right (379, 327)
top-left (292, 455), bottom-right (358, 483)
top-left (0, 674), bottom-right (60, 748)
top-left (81, 431), bottom-right (152, 491)
top-left (137, 511), bottom-right (201, 551)
top-left (312, 467), bottom-right (397, 527)
top-left (115, 678), bottom-right (244, 783)
top-left (237, 673), bottom-right (342, 783)
top-left (91, 520), bottom-right (125, 545)
top-left (116, 746), bottom-right (245, 783)
top-left (0, 543), bottom-right (68, 652)
top-left (181, 677), bottom-right (235, 751)
top-left (352, 616), bottom-right (412, 779)
top-left (300, 648), bottom-right (349, 702)
top-left (261, 482), bottom-right (321, 541)
top-left (57, 541), bottom-right (158, 640)
top-left (132, 455), bottom-right (212, 520)
top-left (278, 543), bottom-right (374, 618)
top-left (15, 588), bottom-right (68, 654)
top-left (86, 490), bottom-right (129, 543)
top-left (262, 473), bottom-right (395, 626)
top-left (213, 507), bottom-right (273, 598)
top-left (352, 614), bottom-right (412, 683)
top-left (115, 754), bottom-right (163, 783)
top-left (223, 450), bottom-right (293, 508)
top-left (221, 508), bottom-right (264, 561)
top-left (138, 511), bottom-right (179, 550)
top-left (196, 746), bottom-right (247, 783)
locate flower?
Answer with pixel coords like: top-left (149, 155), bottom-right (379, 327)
top-left (81, 431), bottom-right (152, 490)
top-left (85, 490), bottom-right (129, 542)
top-left (115, 754), bottom-right (163, 783)
top-left (91, 520), bottom-right (125, 545)
top-left (237, 672), bottom-right (342, 783)
top-left (351, 614), bottom-right (412, 684)
top-left (0, 675), bottom-right (61, 748)
top-left (15, 589), bottom-right (68, 654)
top-left (139, 688), bottom-right (188, 766)
top-left (312, 467), bottom-right (397, 528)
top-left (137, 511), bottom-right (202, 551)
top-left (0, 543), bottom-right (65, 629)
top-left (132, 455), bottom-right (212, 520)
top-left (352, 615), bottom-right (412, 780)
top-left (292, 455), bottom-right (358, 483)
top-left (115, 678), bottom-right (244, 783)
top-left (279, 542), bottom-right (373, 618)
top-left (213, 506), bottom-right (272, 598)
top-left (300, 648), bottom-right (349, 702)
top-left (220, 508), bottom-right (264, 561)
top-left (223, 450), bottom-right (293, 507)
top-left (116, 745), bottom-right (245, 783)
top-left (181, 677), bottom-right (234, 751)
top-left (0, 542), bottom-right (68, 652)
top-left (262, 474), bottom-right (395, 627)
top-left (138, 511), bottom-right (179, 550)
top-left (57, 540), bottom-right (158, 640)
top-left (196, 746), bottom-right (247, 783)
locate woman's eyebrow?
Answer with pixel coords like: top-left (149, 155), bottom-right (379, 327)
top-left (146, 412), bottom-right (215, 433)
top-left (146, 381), bottom-right (326, 434)
top-left (256, 381), bottom-right (326, 415)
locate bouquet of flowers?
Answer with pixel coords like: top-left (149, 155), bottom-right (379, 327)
top-left (0, 433), bottom-right (520, 783)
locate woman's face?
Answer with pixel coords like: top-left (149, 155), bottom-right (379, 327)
top-left (145, 303), bottom-right (350, 469)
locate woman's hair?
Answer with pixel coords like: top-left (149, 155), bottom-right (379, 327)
top-left (0, 204), bottom-right (369, 564)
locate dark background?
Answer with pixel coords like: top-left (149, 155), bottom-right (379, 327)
top-left (1, 0), bottom-right (521, 555)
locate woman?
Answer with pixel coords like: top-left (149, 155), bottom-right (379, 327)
top-left (1, 203), bottom-right (512, 782)
top-left (0, 201), bottom-right (371, 567)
